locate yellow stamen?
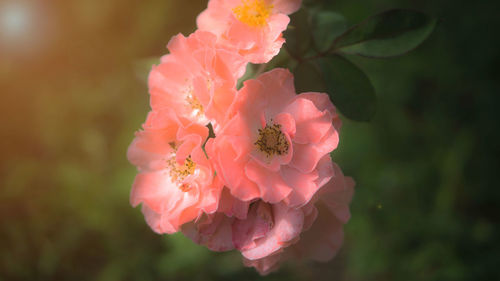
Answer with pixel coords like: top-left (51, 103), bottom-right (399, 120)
top-left (186, 94), bottom-right (204, 116)
top-left (233, 0), bottom-right (273, 27)
top-left (167, 156), bottom-right (196, 186)
top-left (255, 123), bottom-right (289, 158)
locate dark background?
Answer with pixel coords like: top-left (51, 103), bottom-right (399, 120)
top-left (1, 0), bottom-right (499, 280)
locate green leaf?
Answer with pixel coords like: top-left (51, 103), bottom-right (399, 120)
top-left (316, 55), bottom-right (376, 121)
top-left (283, 8), bottom-right (311, 57)
top-left (310, 10), bottom-right (347, 53)
top-left (293, 61), bottom-right (326, 93)
top-left (332, 9), bottom-right (437, 58)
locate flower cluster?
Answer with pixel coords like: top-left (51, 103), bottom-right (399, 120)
top-left (128, 0), bottom-right (354, 275)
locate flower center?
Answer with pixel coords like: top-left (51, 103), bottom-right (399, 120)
top-left (255, 123), bottom-right (289, 158)
top-left (167, 155), bottom-right (196, 189)
top-left (186, 93), bottom-right (204, 117)
top-left (232, 0), bottom-right (273, 27)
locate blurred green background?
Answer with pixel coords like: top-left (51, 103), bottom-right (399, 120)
top-left (1, 0), bottom-right (499, 280)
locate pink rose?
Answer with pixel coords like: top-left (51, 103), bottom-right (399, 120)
top-left (197, 0), bottom-right (302, 63)
top-left (182, 198), bottom-right (310, 262)
top-left (128, 0), bottom-right (356, 275)
top-left (182, 212), bottom-right (236, 252)
top-left (206, 68), bottom-right (341, 207)
top-left (244, 162), bottom-right (355, 274)
top-left (127, 109), bottom-right (223, 234)
top-left (234, 200), bottom-right (305, 260)
top-left (149, 30), bottom-right (246, 129)
top-left (182, 161), bottom-right (354, 275)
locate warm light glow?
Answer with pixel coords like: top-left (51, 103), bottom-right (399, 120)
top-left (0, 1), bottom-right (53, 57)
top-left (0, 2), bottom-right (32, 41)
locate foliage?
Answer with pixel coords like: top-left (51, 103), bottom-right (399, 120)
top-left (285, 7), bottom-right (436, 121)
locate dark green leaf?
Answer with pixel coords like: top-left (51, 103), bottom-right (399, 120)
top-left (310, 10), bottom-right (347, 52)
top-left (283, 8), bottom-right (311, 57)
top-left (316, 55), bottom-right (376, 121)
top-left (332, 9), bottom-right (437, 58)
top-left (293, 61), bottom-right (326, 93)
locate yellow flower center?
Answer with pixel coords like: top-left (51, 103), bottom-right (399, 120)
top-left (167, 155), bottom-right (196, 188)
top-left (233, 0), bottom-right (274, 27)
top-left (255, 123), bottom-right (289, 158)
top-left (186, 94), bottom-right (204, 117)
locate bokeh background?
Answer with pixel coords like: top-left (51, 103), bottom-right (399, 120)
top-left (1, 0), bottom-right (499, 280)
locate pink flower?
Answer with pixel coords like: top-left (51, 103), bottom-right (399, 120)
top-left (182, 198), bottom-right (311, 261)
top-left (242, 253), bottom-right (282, 275)
top-left (206, 68), bottom-right (341, 207)
top-left (233, 200), bottom-right (306, 260)
top-left (218, 187), bottom-right (251, 219)
top-left (197, 0), bottom-right (302, 63)
top-left (149, 30), bottom-right (246, 130)
top-left (244, 162), bottom-right (355, 274)
top-left (181, 187), bottom-right (251, 251)
top-left (127, 109), bottom-right (223, 234)
top-left (182, 212), bottom-right (236, 252)
top-left (238, 199), bottom-right (317, 275)
top-left (128, 0), bottom-right (356, 274)
top-left (181, 160), bottom-right (354, 275)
